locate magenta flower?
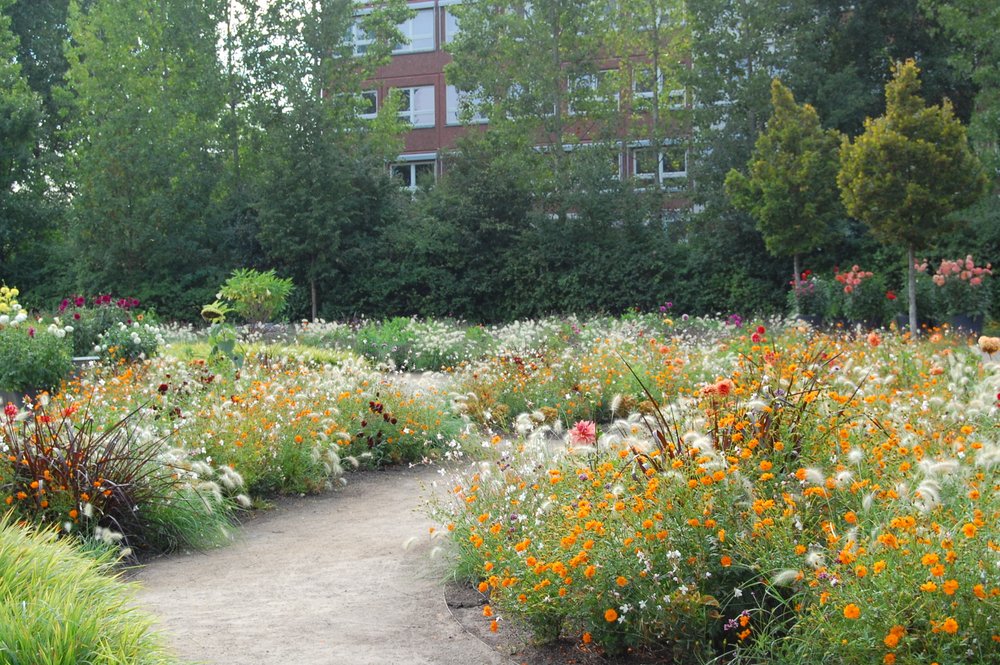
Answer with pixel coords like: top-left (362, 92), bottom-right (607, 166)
top-left (568, 420), bottom-right (597, 446)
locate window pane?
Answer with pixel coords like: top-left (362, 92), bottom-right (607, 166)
top-left (397, 88), bottom-right (411, 113)
top-left (663, 145), bottom-right (686, 175)
top-left (412, 86), bottom-right (435, 126)
top-left (444, 8), bottom-right (459, 43)
top-left (411, 9), bottom-right (434, 50)
top-left (634, 148), bottom-right (658, 177)
top-left (392, 164), bottom-right (413, 187)
top-left (414, 162), bottom-right (435, 188)
top-left (360, 90), bottom-right (377, 117)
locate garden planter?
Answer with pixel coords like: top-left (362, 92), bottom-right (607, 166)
top-left (947, 314), bottom-right (983, 335)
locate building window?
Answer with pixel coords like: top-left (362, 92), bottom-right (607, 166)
top-left (393, 8), bottom-right (435, 54)
top-left (396, 86), bottom-right (435, 127)
top-left (360, 90), bottom-right (378, 119)
top-left (443, 7), bottom-right (459, 43)
top-left (568, 70), bottom-right (617, 115)
top-left (632, 144), bottom-right (687, 181)
top-left (633, 66), bottom-right (660, 100)
top-left (392, 160), bottom-right (436, 190)
top-left (351, 18), bottom-right (373, 56)
top-left (446, 85), bottom-right (486, 125)
top-left (668, 88), bottom-right (687, 110)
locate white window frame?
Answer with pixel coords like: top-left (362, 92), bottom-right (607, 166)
top-left (392, 154), bottom-right (437, 191)
top-left (393, 8), bottom-right (435, 54)
top-left (445, 85), bottom-right (487, 125)
top-left (631, 141), bottom-right (687, 181)
top-left (359, 90), bottom-right (378, 120)
top-left (568, 70), bottom-right (618, 115)
top-left (668, 88), bottom-right (687, 110)
top-left (632, 66), bottom-right (661, 100)
top-left (351, 18), bottom-right (373, 56)
top-left (395, 86), bottom-right (436, 128)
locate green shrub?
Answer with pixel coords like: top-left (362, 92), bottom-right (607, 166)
top-left (218, 268), bottom-right (294, 324)
top-left (97, 321), bottom-right (163, 364)
top-left (0, 324), bottom-right (73, 394)
top-left (0, 512), bottom-right (180, 664)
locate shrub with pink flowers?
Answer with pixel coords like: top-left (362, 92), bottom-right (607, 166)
top-left (828, 265), bottom-right (890, 324)
top-left (919, 256), bottom-right (993, 319)
top-left (58, 294), bottom-right (144, 356)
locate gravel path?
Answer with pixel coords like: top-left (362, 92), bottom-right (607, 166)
top-left (134, 465), bottom-right (511, 665)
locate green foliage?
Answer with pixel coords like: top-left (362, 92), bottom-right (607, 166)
top-left (0, 512), bottom-right (180, 665)
top-left (726, 80), bottom-right (843, 263)
top-left (838, 60), bottom-right (987, 250)
top-left (0, 325), bottom-right (72, 394)
top-left (218, 268), bottom-right (294, 325)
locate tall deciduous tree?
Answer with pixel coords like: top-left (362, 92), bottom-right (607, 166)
top-left (446, 0), bottom-right (608, 217)
top-left (921, 0), bottom-right (1000, 182)
top-left (610, 0), bottom-right (690, 190)
top-left (64, 0), bottom-right (230, 316)
top-left (725, 79), bottom-right (843, 311)
top-left (680, 0), bottom-right (803, 313)
top-left (838, 59), bottom-right (987, 335)
top-left (0, 0), bottom-right (46, 292)
top-left (248, 0), bottom-right (410, 320)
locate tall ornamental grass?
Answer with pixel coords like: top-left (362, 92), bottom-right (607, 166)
top-left (0, 512), bottom-right (179, 664)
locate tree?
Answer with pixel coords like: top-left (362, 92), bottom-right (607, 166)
top-left (64, 0), bottom-right (231, 317)
top-left (609, 0), bottom-right (690, 190)
top-left (246, 0), bottom-right (410, 321)
top-left (678, 0), bottom-right (804, 313)
top-left (921, 0), bottom-right (1000, 183)
top-left (725, 79), bottom-right (843, 313)
top-left (446, 0), bottom-right (609, 218)
top-left (0, 0), bottom-right (46, 293)
top-left (838, 59), bottom-right (987, 335)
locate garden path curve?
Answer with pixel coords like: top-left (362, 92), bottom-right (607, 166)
top-left (135, 464), bottom-right (511, 665)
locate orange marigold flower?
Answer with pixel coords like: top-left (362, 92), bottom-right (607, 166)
top-left (616, 576), bottom-right (628, 587)
top-left (721, 555), bottom-right (732, 567)
top-left (961, 523), bottom-right (977, 538)
top-left (843, 604), bottom-right (861, 620)
top-left (604, 608), bottom-right (618, 622)
top-left (884, 654), bottom-right (896, 665)
top-left (483, 605), bottom-right (493, 617)
top-left (942, 579), bottom-right (958, 595)
top-left (941, 617), bottom-right (959, 634)
top-left (582, 632), bottom-right (592, 644)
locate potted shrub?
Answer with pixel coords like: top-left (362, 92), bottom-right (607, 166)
top-left (923, 256), bottom-right (993, 334)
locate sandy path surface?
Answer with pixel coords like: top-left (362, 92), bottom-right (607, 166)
top-left (134, 465), bottom-right (511, 665)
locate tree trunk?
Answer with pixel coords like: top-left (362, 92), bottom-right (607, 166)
top-left (792, 253), bottom-right (801, 316)
top-left (311, 278), bottom-right (318, 323)
top-left (908, 244), bottom-right (918, 337)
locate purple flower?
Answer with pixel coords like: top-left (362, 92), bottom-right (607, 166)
top-left (28, 327), bottom-right (35, 338)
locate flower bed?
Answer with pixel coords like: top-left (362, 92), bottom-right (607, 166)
top-left (437, 323), bottom-right (999, 663)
